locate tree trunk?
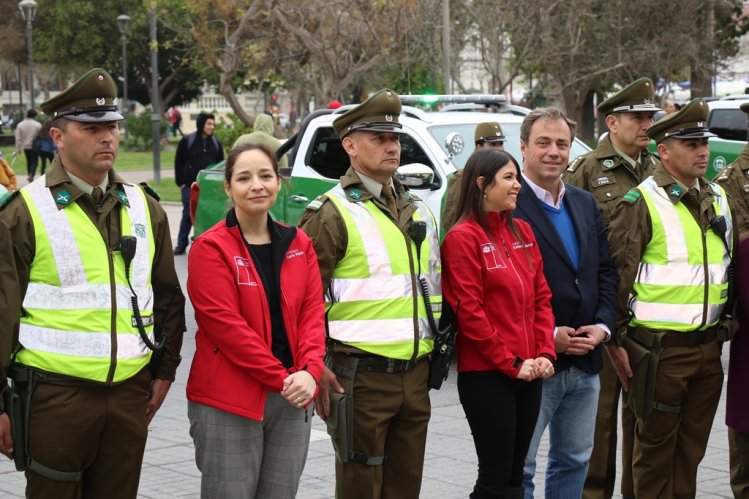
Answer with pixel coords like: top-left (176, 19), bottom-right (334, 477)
top-left (691, 0), bottom-right (715, 98)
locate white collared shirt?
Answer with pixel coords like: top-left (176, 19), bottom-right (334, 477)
top-left (522, 173), bottom-right (566, 209)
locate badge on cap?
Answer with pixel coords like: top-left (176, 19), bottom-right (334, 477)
top-left (669, 185), bottom-right (683, 198)
top-left (602, 159), bottom-right (615, 168)
top-left (55, 190), bottom-right (72, 206)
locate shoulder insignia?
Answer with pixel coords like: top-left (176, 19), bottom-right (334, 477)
top-left (0, 189), bottom-right (20, 209)
top-left (139, 182), bottom-right (161, 201)
top-left (305, 195), bottom-right (327, 211)
top-left (621, 188), bottom-right (641, 204)
top-left (55, 189), bottom-right (72, 206)
top-left (566, 156), bottom-right (582, 172)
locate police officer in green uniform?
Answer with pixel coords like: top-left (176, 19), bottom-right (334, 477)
top-left (0, 68), bottom-right (185, 498)
top-left (714, 101), bottom-right (749, 240)
top-left (441, 121), bottom-right (505, 233)
top-left (606, 99), bottom-right (735, 499)
top-left (565, 78), bottom-right (661, 499)
top-left (299, 89), bottom-right (441, 499)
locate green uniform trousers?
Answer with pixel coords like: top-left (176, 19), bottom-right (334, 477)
top-left (729, 427), bottom-right (749, 498)
top-left (25, 367), bottom-right (151, 499)
top-left (335, 358), bottom-right (431, 499)
top-left (583, 351), bottom-right (635, 499)
top-left (632, 340), bottom-right (723, 499)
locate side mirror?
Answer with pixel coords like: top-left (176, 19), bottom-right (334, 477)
top-left (395, 163), bottom-right (434, 188)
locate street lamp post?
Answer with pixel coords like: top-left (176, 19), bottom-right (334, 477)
top-left (117, 14), bottom-right (132, 141)
top-left (18, 0), bottom-right (38, 112)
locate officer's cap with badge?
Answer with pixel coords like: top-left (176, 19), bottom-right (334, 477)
top-left (41, 68), bottom-right (123, 123)
top-left (647, 98), bottom-right (717, 144)
top-left (474, 121), bottom-right (505, 144)
top-left (598, 77), bottom-right (661, 116)
top-left (333, 89), bottom-right (403, 140)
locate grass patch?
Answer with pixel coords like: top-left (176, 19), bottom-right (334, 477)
top-left (0, 145), bottom-right (176, 172)
top-left (143, 178), bottom-right (181, 203)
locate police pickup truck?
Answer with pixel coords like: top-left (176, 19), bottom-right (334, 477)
top-left (190, 95), bottom-right (592, 237)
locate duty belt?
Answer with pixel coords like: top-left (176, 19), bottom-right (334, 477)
top-left (629, 326), bottom-right (719, 348)
top-left (330, 354), bottom-right (426, 377)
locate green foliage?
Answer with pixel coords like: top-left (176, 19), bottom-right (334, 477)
top-left (124, 111), bottom-right (168, 151)
top-left (213, 113), bottom-right (252, 153)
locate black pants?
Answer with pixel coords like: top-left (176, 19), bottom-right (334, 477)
top-left (458, 371), bottom-right (542, 498)
top-left (24, 149), bottom-right (38, 180)
top-left (39, 151), bottom-right (54, 175)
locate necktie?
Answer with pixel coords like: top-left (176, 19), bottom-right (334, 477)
top-left (384, 187), bottom-right (398, 217)
top-left (91, 187), bottom-right (104, 206)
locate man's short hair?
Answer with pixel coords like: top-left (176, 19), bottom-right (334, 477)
top-left (520, 107), bottom-right (576, 143)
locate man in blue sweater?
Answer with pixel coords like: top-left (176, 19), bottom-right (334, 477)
top-left (513, 107), bottom-right (618, 499)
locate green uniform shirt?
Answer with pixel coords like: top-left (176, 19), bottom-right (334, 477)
top-left (0, 157), bottom-right (186, 409)
top-left (607, 165), bottom-right (738, 342)
top-left (565, 133), bottom-right (660, 228)
top-left (714, 145), bottom-right (749, 240)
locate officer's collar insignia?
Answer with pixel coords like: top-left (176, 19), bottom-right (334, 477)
top-left (602, 159), bottom-right (615, 168)
top-left (348, 188), bottom-right (362, 200)
top-left (669, 185), bottom-right (683, 198)
top-left (134, 223), bottom-right (146, 238)
top-left (55, 190), bottom-right (72, 206)
top-left (117, 190), bottom-right (129, 204)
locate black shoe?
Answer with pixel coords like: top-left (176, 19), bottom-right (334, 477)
top-left (174, 246), bottom-right (186, 255)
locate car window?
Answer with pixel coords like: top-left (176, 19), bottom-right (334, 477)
top-left (427, 123), bottom-right (590, 169)
top-left (708, 109), bottom-right (748, 141)
top-left (306, 126), bottom-right (435, 180)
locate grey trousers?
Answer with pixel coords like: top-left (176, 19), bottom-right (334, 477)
top-left (188, 392), bottom-right (312, 499)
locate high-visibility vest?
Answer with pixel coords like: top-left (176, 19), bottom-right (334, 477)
top-left (326, 185), bottom-right (441, 360)
top-left (629, 177), bottom-right (732, 331)
top-left (17, 178), bottom-right (156, 382)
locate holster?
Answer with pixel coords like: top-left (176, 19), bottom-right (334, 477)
top-left (7, 365), bottom-right (83, 482)
top-left (325, 351), bottom-right (385, 466)
top-left (623, 328), bottom-right (680, 420)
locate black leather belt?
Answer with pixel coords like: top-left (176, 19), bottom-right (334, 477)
top-left (355, 355), bottom-right (425, 374)
top-left (630, 326), bottom-right (719, 348)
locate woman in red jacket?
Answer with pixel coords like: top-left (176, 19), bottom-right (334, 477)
top-left (441, 149), bottom-right (556, 499)
top-left (186, 142), bottom-right (326, 498)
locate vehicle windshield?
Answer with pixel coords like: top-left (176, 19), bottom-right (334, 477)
top-left (426, 122), bottom-right (590, 169)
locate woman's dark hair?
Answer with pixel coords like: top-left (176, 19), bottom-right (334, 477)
top-left (450, 148), bottom-right (528, 252)
top-left (224, 142), bottom-right (279, 184)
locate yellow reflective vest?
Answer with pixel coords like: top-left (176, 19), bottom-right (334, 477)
top-left (326, 185), bottom-right (441, 360)
top-left (17, 179), bottom-right (156, 382)
top-left (629, 177), bottom-right (732, 331)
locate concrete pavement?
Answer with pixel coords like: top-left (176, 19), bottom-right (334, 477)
top-left (0, 169), bottom-right (736, 497)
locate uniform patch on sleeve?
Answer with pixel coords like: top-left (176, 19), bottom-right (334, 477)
top-left (621, 188), bottom-right (641, 204)
top-left (305, 195), bottom-right (327, 211)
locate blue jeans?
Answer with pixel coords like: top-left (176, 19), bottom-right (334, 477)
top-left (523, 365), bottom-right (600, 499)
top-left (176, 185), bottom-right (192, 250)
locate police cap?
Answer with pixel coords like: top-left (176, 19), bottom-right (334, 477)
top-left (333, 89), bottom-right (403, 139)
top-left (474, 121), bottom-right (505, 143)
top-left (646, 98), bottom-right (716, 143)
top-left (598, 77), bottom-right (660, 115)
top-left (41, 68), bottom-right (123, 123)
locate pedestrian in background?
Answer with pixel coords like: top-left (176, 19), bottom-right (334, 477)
top-left (186, 142), bottom-right (325, 498)
top-left (441, 148), bottom-right (555, 499)
top-left (232, 113), bottom-right (288, 168)
top-left (300, 89), bottom-right (440, 499)
top-left (36, 120), bottom-right (57, 177)
top-left (516, 107), bottom-right (617, 499)
top-left (0, 67), bottom-right (186, 499)
top-left (564, 77), bottom-right (661, 499)
top-left (14, 109), bottom-right (42, 183)
top-left (607, 99), bottom-right (735, 498)
top-left (173, 112), bottom-right (224, 255)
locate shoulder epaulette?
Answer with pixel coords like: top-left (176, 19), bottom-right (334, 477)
top-left (621, 188), bottom-right (641, 204)
top-left (139, 182), bottom-right (161, 201)
top-left (566, 155), bottom-right (583, 172)
top-left (713, 166), bottom-right (732, 183)
top-left (306, 195), bottom-right (327, 211)
top-left (0, 189), bottom-right (21, 210)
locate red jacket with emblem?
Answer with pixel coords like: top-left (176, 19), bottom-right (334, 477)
top-left (441, 212), bottom-right (556, 378)
top-left (186, 210), bottom-right (326, 421)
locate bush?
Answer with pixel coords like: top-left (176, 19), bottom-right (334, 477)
top-left (213, 113), bottom-right (251, 154)
top-left (124, 110), bottom-right (168, 151)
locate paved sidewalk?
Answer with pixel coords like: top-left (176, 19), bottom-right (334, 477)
top-left (0, 174), bottom-right (736, 497)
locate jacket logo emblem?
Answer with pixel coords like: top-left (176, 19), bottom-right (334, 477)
top-left (286, 249), bottom-right (304, 259)
top-left (481, 243), bottom-right (506, 270)
top-left (134, 223), bottom-right (146, 238)
top-left (234, 256), bottom-right (258, 286)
